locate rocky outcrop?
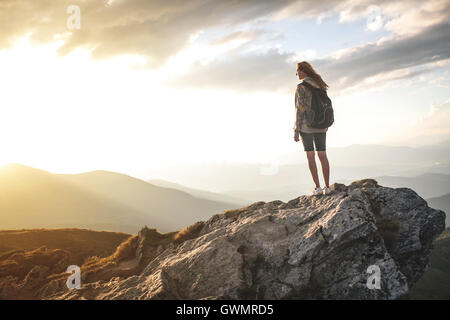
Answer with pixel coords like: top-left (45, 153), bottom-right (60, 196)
top-left (46, 179), bottom-right (445, 300)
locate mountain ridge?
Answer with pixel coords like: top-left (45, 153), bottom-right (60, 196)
top-left (0, 164), bottom-right (239, 233)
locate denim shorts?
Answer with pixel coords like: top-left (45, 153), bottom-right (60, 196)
top-left (300, 131), bottom-right (326, 151)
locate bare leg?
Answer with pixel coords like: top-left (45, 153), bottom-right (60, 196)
top-left (306, 151), bottom-right (320, 188)
top-left (317, 151), bottom-right (330, 188)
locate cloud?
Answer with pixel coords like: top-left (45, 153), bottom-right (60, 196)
top-left (383, 0), bottom-right (450, 36)
top-left (0, 0), bottom-right (297, 67)
top-left (166, 21), bottom-right (450, 95)
top-left (167, 48), bottom-right (296, 93)
top-left (277, 0), bottom-right (450, 36)
top-left (1, 0), bottom-right (449, 79)
top-left (365, 5), bottom-right (384, 31)
top-left (209, 30), bottom-right (269, 46)
top-left (428, 75), bottom-right (450, 88)
top-left (318, 21), bottom-right (450, 94)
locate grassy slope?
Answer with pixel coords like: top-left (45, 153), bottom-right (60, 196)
top-left (409, 228), bottom-right (450, 299)
top-left (0, 228), bottom-right (131, 265)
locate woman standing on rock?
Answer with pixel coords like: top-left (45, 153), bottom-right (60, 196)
top-left (294, 61), bottom-right (332, 196)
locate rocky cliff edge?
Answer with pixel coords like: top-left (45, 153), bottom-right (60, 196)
top-left (44, 179), bottom-right (445, 300)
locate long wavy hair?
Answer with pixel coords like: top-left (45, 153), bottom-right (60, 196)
top-left (296, 61), bottom-right (329, 91)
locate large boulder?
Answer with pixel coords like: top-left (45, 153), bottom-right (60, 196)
top-left (49, 179), bottom-right (445, 300)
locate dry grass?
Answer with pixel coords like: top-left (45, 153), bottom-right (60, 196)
top-left (173, 221), bottom-right (205, 244)
top-left (0, 222), bottom-right (209, 299)
top-left (55, 222), bottom-right (206, 284)
top-left (0, 246), bottom-right (70, 281)
top-left (0, 228), bottom-right (131, 266)
top-left (0, 228), bottom-right (133, 298)
top-left (139, 228), bottom-right (177, 247)
top-left (113, 235), bottom-right (138, 262)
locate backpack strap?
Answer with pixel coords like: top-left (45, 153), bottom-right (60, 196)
top-left (297, 83), bottom-right (307, 93)
top-left (301, 81), bottom-right (314, 90)
top-left (301, 81), bottom-right (324, 92)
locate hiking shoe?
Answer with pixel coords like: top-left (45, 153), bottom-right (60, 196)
top-left (323, 187), bottom-right (331, 195)
top-left (310, 187), bottom-right (323, 196)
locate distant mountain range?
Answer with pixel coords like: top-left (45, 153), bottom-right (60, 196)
top-left (0, 164), bottom-right (240, 233)
top-left (281, 139), bottom-right (450, 170)
top-left (204, 172), bottom-right (450, 203)
top-left (143, 140), bottom-right (450, 195)
top-left (147, 175), bottom-right (448, 226)
top-left (143, 141), bottom-right (450, 203)
top-left (1, 139), bottom-right (449, 234)
top-left (148, 179), bottom-right (248, 206)
top-left (341, 173), bottom-right (450, 199)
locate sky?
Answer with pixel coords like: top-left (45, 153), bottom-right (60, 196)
top-left (0, 0), bottom-right (449, 179)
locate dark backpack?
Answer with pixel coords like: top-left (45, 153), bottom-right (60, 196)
top-left (300, 81), bottom-right (334, 129)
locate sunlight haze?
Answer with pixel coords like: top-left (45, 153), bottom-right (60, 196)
top-left (0, 0), bottom-right (448, 180)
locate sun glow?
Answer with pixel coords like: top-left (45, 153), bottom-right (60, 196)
top-left (0, 36), bottom-right (297, 176)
